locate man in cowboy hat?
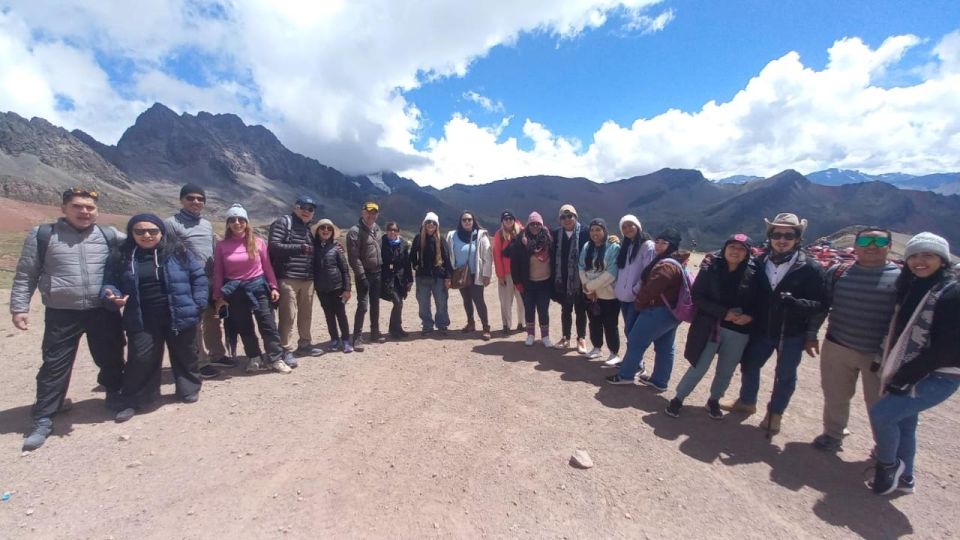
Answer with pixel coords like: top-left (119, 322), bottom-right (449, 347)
top-left (721, 212), bottom-right (826, 436)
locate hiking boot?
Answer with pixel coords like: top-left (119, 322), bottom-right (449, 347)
top-left (586, 347), bottom-right (602, 359)
top-left (209, 356), bottom-right (238, 368)
top-left (718, 398), bottom-right (757, 415)
top-left (391, 329), bottom-right (410, 340)
top-left (637, 374), bottom-right (667, 392)
top-left (812, 434), bottom-right (843, 452)
top-left (554, 337), bottom-right (570, 349)
top-left (871, 459), bottom-right (905, 495)
top-left (295, 344), bottom-right (326, 357)
top-left (542, 336), bottom-right (554, 348)
top-left (898, 475), bottom-right (916, 494)
top-left (437, 327), bottom-right (449, 336)
top-left (115, 407), bottom-right (135, 423)
top-left (199, 364), bottom-right (222, 379)
top-left (343, 340), bottom-right (354, 353)
top-left (516, 322), bottom-right (524, 333)
top-left (761, 412), bottom-right (782, 435)
top-left (22, 418), bottom-right (53, 451)
top-left (105, 390), bottom-right (123, 412)
top-left (524, 335), bottom-right (535, 347)
top-left (603, 354), bottom-right (622, 367)
top-left (282, 350), bottom-right (299, 369)
top-left (481, 326), bottom-right (492, 341)
top-left (606, 374), bottom-right (635, 385)
top-left (181, 393), bottom-right (199, 404)
top-left (371, 332), bottom-right (387, 344)
top-left (271, 358), bottom-right (293, 374)
top-left (421, 329), bottom-right (434, 338)
top-left (246, 356), bottom-right (263, 373)
top-left (501, 325), bottom-right (511, 336)
top-left (706, 399), bottom-right (723, 419)
top-left (576, 338), bottom-right (588, 354)
top-left (327, 339), bottom-right (342, 352)
top-left (58, 398), bottom-right (74, 413)
top-left (461, 322), bottom-right (476, 333)
top-left (665, 398), bottom-right (683, 418)
top-left (352, 335), bottom-right (365, 352)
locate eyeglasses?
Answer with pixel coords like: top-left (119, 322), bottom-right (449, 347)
top-left (769, 232), bottom-right (797, 241)
top-left (227, 217), bottom-right (247, 224)
top-left (184, 195), bottom-right (205, 203)
top-left (856, 236), bottom-right (891, 248)
top-left (560, 214), bottom-right (575, 221)
top-left (461, 218), bottom-right (474, 222)
top-left (133, 228), bottom-right (161, 237)
top-left (502, 217), bottom-right (515, 221)
top-left (387, 228), bottom-right (399, 233)
top-left (318, 225), bottom-right (333, 231)
top-left (63, 187), bottom-right (99, 201)
top-left (298, 205), bottom-right (316, 213)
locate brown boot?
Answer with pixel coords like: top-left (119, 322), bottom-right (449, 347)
top-left (761, 412), bottom-right (782, 435)
top-left (718, 398), bottom-right (757, 415)
top-left (461, 322), bottom-right (476, 333)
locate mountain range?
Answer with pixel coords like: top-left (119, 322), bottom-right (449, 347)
top-left (2, 103), bottom-right (960, 249)
top-left (717, 168), bottom-right (960, 195)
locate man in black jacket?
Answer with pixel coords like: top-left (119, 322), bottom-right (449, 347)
top-left (721, 213), bottom-right (825, 436)
top-left (551, 204), bottom-right (591, 352)
top-left (269, 195), bottom-right (324, 364)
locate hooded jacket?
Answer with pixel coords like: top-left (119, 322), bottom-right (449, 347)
top-left (346, 220), bottom-right (383, 281)
top-left (578, 238), bottom-right (621, 300)
top-left (613, 238), bottom-right (656, 302)
top-left (445, 228), bottom-right (493, 286)
top-left (751, 249), bottom-right (826, 339)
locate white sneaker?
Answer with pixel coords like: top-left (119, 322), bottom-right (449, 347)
top-left (603, 354), bottom-right (622, 367)
top-left (542, 336), bottom-right (554, 348)
top-left (270, 359), bottom-right (293, 374)
top-left (524, 335), bottom-right (535, 347)
top-left (576, 339), bottom-right (588, 354)
top-left (586, 347), bottom-right (602, 359)
top-left (246, 356), bottom-right (262, 373)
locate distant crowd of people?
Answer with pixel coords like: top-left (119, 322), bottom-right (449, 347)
top-left (9, 184), bottom-right (960, 498)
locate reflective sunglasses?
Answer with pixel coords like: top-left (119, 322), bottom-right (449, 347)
top-left (769, 232), bottom-right (797, 241)
top-left (184, 195), bottom-right (205, 203)
top-left (855, 236), bottom-right (891, 248)
top-left (298, 205), bottom-right (316, 213)
top-left (318, 225), bottom-right (334, 232)
top-left (133, 228), bottom-right (161, 237)
top-left (560, 214), bottom-right (576, 221)
top-left (227, 217), bottom-right (247, 224)
top-left (63, 187), bottom-right (99, 201)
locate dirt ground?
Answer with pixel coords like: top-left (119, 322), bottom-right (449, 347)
top-left (2, 267), bottom-right (960, 538)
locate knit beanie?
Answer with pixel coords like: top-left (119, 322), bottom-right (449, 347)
top-left (127, 213), bottom-right (166, 236)
top-left (656, 227), bottom-right (682, 249)
top-left (904, 232), bottom-right (951, 264)
top-left (423, 211), bottom-right (439, 225)
top-left (619, 214), bottom-right (642, 232)
top-left (225, 203), bottom-right (248, 221)
top-left (180, 183), bottom-right (205, 199)
top-left (527, 211), bottom-right (545, 226)
top-left (589, 218), bottom-right (608, 234)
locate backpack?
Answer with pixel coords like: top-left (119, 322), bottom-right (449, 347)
top-left (658, 257), bottom-right (695, 323)
top-left (36, 222), bottom-right (120, 269)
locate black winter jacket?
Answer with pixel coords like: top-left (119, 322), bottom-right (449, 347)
top-left (410, 233), bottom-right (453, 279)
top-left (506, 235), bottom-right (555, 290)
top-left (751, 250), bottom-right (826, 340)
top-left (684, 253), bottom-right (759, 366)
top-left (889, 273), bottom-right (960, 386)
top-left (381, 237), bottom-right (413, 298)
top-left (550, 225), bottom-right (590, 302)
top-left (312, 238), bottom-right (351, 294)
top-left (268, 214), bottom-right (314, 280)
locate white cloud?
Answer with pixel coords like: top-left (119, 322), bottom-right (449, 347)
top-left (463, 91), bottom-right (505, 113)
top-left (622, 8), bottom-right (674, 34)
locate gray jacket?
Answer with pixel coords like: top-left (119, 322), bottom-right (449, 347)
top-left (164, 209), bottom-right (215, 274)
top-left (10, 219), bottom-right (124, 313)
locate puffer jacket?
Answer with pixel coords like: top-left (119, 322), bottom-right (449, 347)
top-left (10, 219), bottom-right (124, 313)
top-left (101, 248), bottom-right (208, 333)
top-left (268, 214), bottom-right (315, 280)
top-left (613, 238), bottom-right (656, 302)
top-left (634, 252), bottom-right (691, 310)
top-left (313, 239), bottom-right (351, 294)
top-left (346, 220), bottom-right (383, 281)
top-left (381, 237), bottom-right (413, 298)
top-left (752, 250), bottom-right (826, 340)
top-left (578, 239), bottom-right (621, 300)
top-left (164, 209), bottom-right (215, 274)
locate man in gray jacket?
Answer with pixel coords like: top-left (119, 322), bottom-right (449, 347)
top-left (346, 201), bottom-right (384, 351)
top-left (164, 184), bottom-right (227, 378)
top-left (10, 188), bottom-right (125, 451)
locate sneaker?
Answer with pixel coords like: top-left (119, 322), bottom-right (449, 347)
top-left (898, 475), bottom-right (916, 494)
top-left (115, 407), bottom-right (135, 423)
top-left (516, 323), bottom-right (525, 333)
top-left (461, 322), bottom-right (476, 333)
top-left (352, 336), bottom-right (365, 352)
top-left (871, 459), bottom-right (905, 495)
top-left (246, 356), bottom-right (262, 373)
top-left (586, 347), bottom-right (602, 359)
top-left (524, 335), bottom-right (535, 347)
top-left (481, 326), bottom-right (492, 341)
top-left (282, 350), bottom-right (299, 369)
top-left (181, 393), bottom-right (199, 404)
top-left (554, 337), bottom-right (570, 349)
top-left (812, 434), bottom-right (843, 452)
top-left (327, 340), bottom-right (342, 352)
top-left (295, 344), bottom-right (326, 357)
top-left (371, 332), bottom-right (387, 344)
top-left (718, 398), bottom-right (757, 415)
top-left (271, 359), bottom-right (293, 374)
top-left (22, 418), bottom-right (53, 451)
top-left (603, 354), bottom-right (622, 367)
top-left (606, 374), bottom-right (635, 385)
top-left (209, 356), bottom-right (238, 368)
top-left (343, 340), bottom-right (354, 353)
top-left (665, 398), bottom-right (683, 418)
top-left (105, 390), bottom-right (124, 412)
top-left (637, 374), bottom-right (667, 392)
top-left (706, 399), bottom-right (723, 420)
top-left (576, 339), bottom-right (588, 354)
top-left (199, 364), bottom-right (222, 379)
top-left (542, 336), bottom-right (554, 348)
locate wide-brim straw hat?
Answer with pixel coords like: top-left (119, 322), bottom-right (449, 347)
top-left (764, 212), bottom-right (808, 236)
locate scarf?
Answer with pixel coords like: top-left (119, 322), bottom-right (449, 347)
top-left (768, 246), bottom-right (799, 265)
top-left (387, 236), bottom-right (402, 247)
top-left (456, 227), bottom-right (474, 243)
top-left (522, 228), bottom-right (551, 262)
top-left (880, 278), bottom-right (957, 394)
top-left (178, 207), bottom-right (201, 223)
top-left (554, 221), bottom-right (582, 300)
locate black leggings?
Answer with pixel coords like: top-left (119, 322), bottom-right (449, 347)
top-left (318, 289), bottom-right (351, 343)
top-left (587, 298), bottom-right (621, 354)
top-left (458, 276), bottom-right (489, 327)
top-left (224, 289), bottom-right (282, 361)
top-left (560, 292), bottom-right (587, 340)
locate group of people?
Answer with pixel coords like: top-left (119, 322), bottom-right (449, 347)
top-left (10, 186), bottom-right (959, 499)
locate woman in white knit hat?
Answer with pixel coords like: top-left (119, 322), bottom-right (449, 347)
top-left (410, 212), bottom-right (453, 336)
top-left (869, 232), bottom-right (959, 496)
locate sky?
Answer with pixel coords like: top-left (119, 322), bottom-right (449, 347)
top-left (1, 0), bottom-right (958, 188)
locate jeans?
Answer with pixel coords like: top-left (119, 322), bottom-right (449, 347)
top-left (124, 324), bottom-right (200, 408)
top-left (224, 287), bottom-right (283, 361)
top-left (620, 301), bottom-right (639, 337)
top-left (560, 292), bottom-right (587, 341)
top-left (674, 327), bottom-right (750, 401)
top-left (522, 280), bottom-right (552, 336)
top-left (617, 306), bottom-right (679, 385)
top-left (870, 374), bottom-right (959, 476)
top-left (415, 276), bottom-right (450, 331)
top-left (458, 276), bottom-right (489, 328)
top-left (354, 272), bottom-right (381, 338)
top-left (738, 334), bottom-right (805, 414)
top-left (317, 289), bottom-right (351, 343)
top-left (587, 298), bottom-right (621, 354)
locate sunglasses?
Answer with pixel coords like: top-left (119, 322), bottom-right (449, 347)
top-left (184, 195), bottom-right (205, 203)
top-left (528, 222), bottom-right (542, 227)
top-left (133, 228), bottom-right (161, 237)
top-left (560, 214), bottom-right (575, 220)
top-left (63, 187), bottom-right (99, 201)
top-left (298, 205), bottom-right (316, 212)
top-left (769, 232), bottom-right (797, 241)
top-left (364, 207), bottom-right (380, 213)
top-left (387, 228), bottom-right (400, 233)
top-left (461, 217), bottom-right (474, 222)
top-left (855, 236), bottom-right (891, 248)
top-left (227, 217), bottom-right (247, 224)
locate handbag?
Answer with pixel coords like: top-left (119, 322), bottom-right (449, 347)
top-left (449, 233), bottom-right (474, 289)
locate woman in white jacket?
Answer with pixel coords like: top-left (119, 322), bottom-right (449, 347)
top-left (579, 218), bottom-right (622, 365)
top-left (446, 211), bottom-right (494, 340)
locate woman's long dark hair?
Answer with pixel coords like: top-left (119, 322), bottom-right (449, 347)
top-left (894, 260), bottom-right (955, 303)
top-left (616, 230), bottom-right (653, 269)
top-left (120, 232), bottom-right (189, 266)
top-left (640, 242), bottom-right (678, 283)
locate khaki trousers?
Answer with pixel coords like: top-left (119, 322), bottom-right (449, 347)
top-left (196, 302), bottom-right (226, 367)
top-left (278, 278), bottom-right (315, 351)
top-left (820, 338), bottom-right (881, 440)
top-left (497, 275), bottom-right (524, 329)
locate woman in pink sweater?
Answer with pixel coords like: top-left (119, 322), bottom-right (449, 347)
top-left (212, 204), bottom-right (291, 374)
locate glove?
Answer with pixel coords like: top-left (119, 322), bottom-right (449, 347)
top-left (885, 381), bottom-right (912, 396)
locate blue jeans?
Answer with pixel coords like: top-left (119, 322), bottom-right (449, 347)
top-left (738, 334), bottom-right (805, 414)
top-left (522, 280), bottom-right (551, 331)
top-left (617, 306), bottom-right (679, 386)
top-left (620, 301), bottom-right (639, 336)
top-left (415, 276), bottom-right (449, 330)
top-left (870, 374), bottom-right (959, 476)
top-left (675, 327), bottom-right (750, 401)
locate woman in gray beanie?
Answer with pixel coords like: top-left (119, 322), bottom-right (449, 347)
top-left (869, 232), bottom-right (959, 495)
